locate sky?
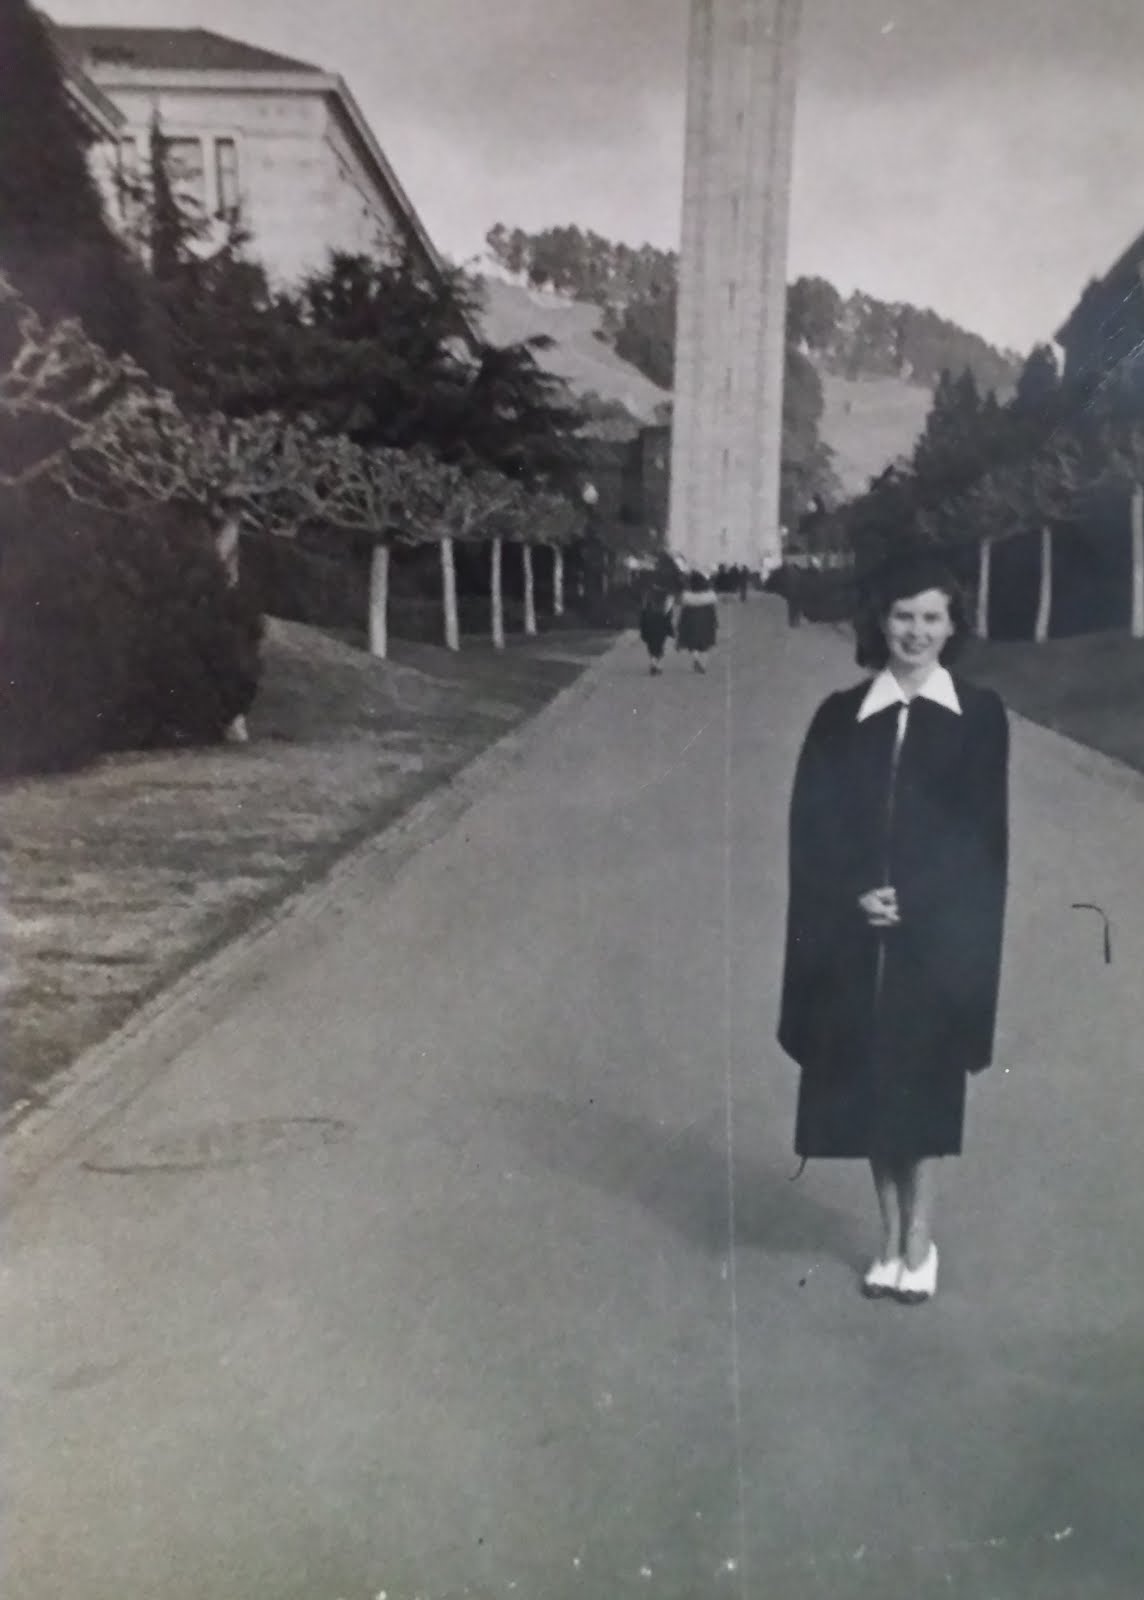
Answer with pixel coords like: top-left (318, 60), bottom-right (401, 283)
top-left (46, 0), bottom-right (1144, 353)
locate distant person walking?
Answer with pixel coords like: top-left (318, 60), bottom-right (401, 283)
top-left (675, 570), bottom-right (718, 672)
top-left (785, 564), bottom-right (804, 627)
top-left (778, 553), bottom-right (1009, 1305)
top-left (638, 586), bottom-right (675, 675)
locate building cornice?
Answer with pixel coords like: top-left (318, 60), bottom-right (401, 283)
top-left (61, 64), bottom-right (127, 140)
top-left (79, 58), bottom-right (477, 346)
top-left (78, 64), bottom-right (333, 95)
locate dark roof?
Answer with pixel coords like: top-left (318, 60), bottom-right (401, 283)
top-left (56, 26), bottom-right (321, 76)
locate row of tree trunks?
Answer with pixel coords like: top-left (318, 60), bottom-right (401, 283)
top-left (976, 511), bottom-right (1144, 645)
top-left (977, 526), bottom-right (1054, 645)
top-left (263, 533), bottom-right (566, 667)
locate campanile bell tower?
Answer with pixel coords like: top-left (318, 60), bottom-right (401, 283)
top-left (668, 0), bottom-right (802, 573)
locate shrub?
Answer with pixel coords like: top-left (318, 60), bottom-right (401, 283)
top-left (104, 501), bottom-right (264, 750)
top-left (0, 489), bottom-right (131, 776)
top-left (0, 489), bottom-right (264, 779)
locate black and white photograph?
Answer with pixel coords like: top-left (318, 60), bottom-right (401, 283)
top-left (2, 1), bottom-right (1143, 1594)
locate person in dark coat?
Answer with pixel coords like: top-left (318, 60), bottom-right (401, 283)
top-left (638, 586), bottom-right (675, 674)
top-left (778, 553), bottom-right (1009, 1305)
top-left (675, 569), bottom-right (718, 671)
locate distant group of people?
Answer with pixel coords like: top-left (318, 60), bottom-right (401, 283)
top-left (637, 569), bottom-right (720, 674)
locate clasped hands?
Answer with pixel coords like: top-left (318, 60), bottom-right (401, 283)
top-left (858, 885), bottom-right (900, 928)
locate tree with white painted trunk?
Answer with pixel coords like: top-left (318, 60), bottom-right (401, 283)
top-left (483, 476), bottom-right (537, 649)
top-left (285, 435), bottom-right (436, 661)
top-left (404, 460), bottom-right (521, 651)
top-left (554, 543), bottom-right (565, 616)
top-left (1096, 420), bottom-right (1144, 640)
top-left (400, 458), bottom-right (463, 652)
top-left (529, 489), bottom-right (582, 623)
top-left (1024, 440), bottom-right (1083, 645)
top-left (963, 440), bottom-right (1080, 645)
top-left (478, 470), bottom-right (526, 651)
top-left (521, 540), bottom-right (537, 637)
top-left (977, 534), bottom-right (992, 639)
top-left (961, 474), bottom-right (1022, 642)
top-left (490, 532), bottom-right (504, 649)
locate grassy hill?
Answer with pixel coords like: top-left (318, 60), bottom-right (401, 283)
top-left (474, 275), bottom-right (935, 492)
top-left (962, 632), bottom-right (1144, 776)
top-left (819, 370), bottom-right (935, 498)
top-left (473, 275), bottom-right (670, 427)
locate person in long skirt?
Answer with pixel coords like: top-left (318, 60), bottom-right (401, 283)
top-left (638, 586), bottom-right (675, 674)
top-left (675, 569), bottom-right (718, 671)
top-left (778, 552), bottom-right (1009, 1304)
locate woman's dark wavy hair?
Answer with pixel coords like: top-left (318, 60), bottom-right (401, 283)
top-left (853, 551), bottom-right (971, 670)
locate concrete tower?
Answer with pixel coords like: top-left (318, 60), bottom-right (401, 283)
top-left (668, 0), bottom-right (801, 573)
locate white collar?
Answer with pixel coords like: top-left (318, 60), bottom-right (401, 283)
top-left (857, 665), bottom-right (961, 721)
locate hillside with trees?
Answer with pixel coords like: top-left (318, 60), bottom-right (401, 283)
top-left (483, 224), bottom-right (1024, 501)
top-left (485, 224), bottom-right (1021, 397)
top-left (794, 334), bottom-right (1144, 648)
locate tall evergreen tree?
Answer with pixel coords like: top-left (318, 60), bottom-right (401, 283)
top-left (911, 368), bottom-right (990, 510)
top-left (293, 249), bottom-right (590, 484)
top-left (128, 111), bottom-right (275, 413)
top-left (781, 345), bottom-right (837, 524)
top-left (1013, 344), bottom-right (1061, 418)
top-left (0, 0), bottom-right (152, 362)
top-left (147, 111), bottom-right (188, 288)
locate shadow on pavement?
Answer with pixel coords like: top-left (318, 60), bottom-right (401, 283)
top-left (491, 1089), bottom-right (866, 1266)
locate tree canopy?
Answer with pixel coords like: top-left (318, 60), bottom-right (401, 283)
top-left (0, 0), bottom-right (156, 364)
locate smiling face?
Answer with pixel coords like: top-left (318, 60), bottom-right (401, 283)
top-left (882, 587), bottom-right (956, 675)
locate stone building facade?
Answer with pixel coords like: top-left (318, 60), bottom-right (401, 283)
top-left (56, 26), bottom-right (445, 288)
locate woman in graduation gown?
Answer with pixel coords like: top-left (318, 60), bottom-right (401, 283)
top-left (675, 569), bottom-right (719, 671)
top-left (778, 553), bottom-right (1009, 1304)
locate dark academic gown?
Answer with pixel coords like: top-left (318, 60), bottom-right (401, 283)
top-left (778, 676), bottom-right (1009, 1160)
top-left (639, 601), bottom-right (674, 654)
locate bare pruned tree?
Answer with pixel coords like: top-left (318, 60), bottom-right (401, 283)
top-left (0, 272), bottom-right (140, 488)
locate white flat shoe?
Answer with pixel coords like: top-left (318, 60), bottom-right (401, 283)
top-left (896, 1245), bottom-right (938, 1304)
top-left (861, 1256), bottom-right (903, 1299)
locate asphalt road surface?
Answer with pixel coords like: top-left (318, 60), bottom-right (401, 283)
top-left (4, 599), bottom-right (1143, 1599)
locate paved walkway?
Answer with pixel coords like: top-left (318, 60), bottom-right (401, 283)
top-left (4, 599), bottom-right (1143, 1599)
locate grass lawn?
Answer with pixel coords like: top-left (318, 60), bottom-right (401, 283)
top-left (0, 617), bottom-right (614, 1123)
top-left (962, 631), bottom-right (1144, 773)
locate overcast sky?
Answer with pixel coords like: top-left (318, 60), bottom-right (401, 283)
top-left (48, 0), bottom-right (1144, 352)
